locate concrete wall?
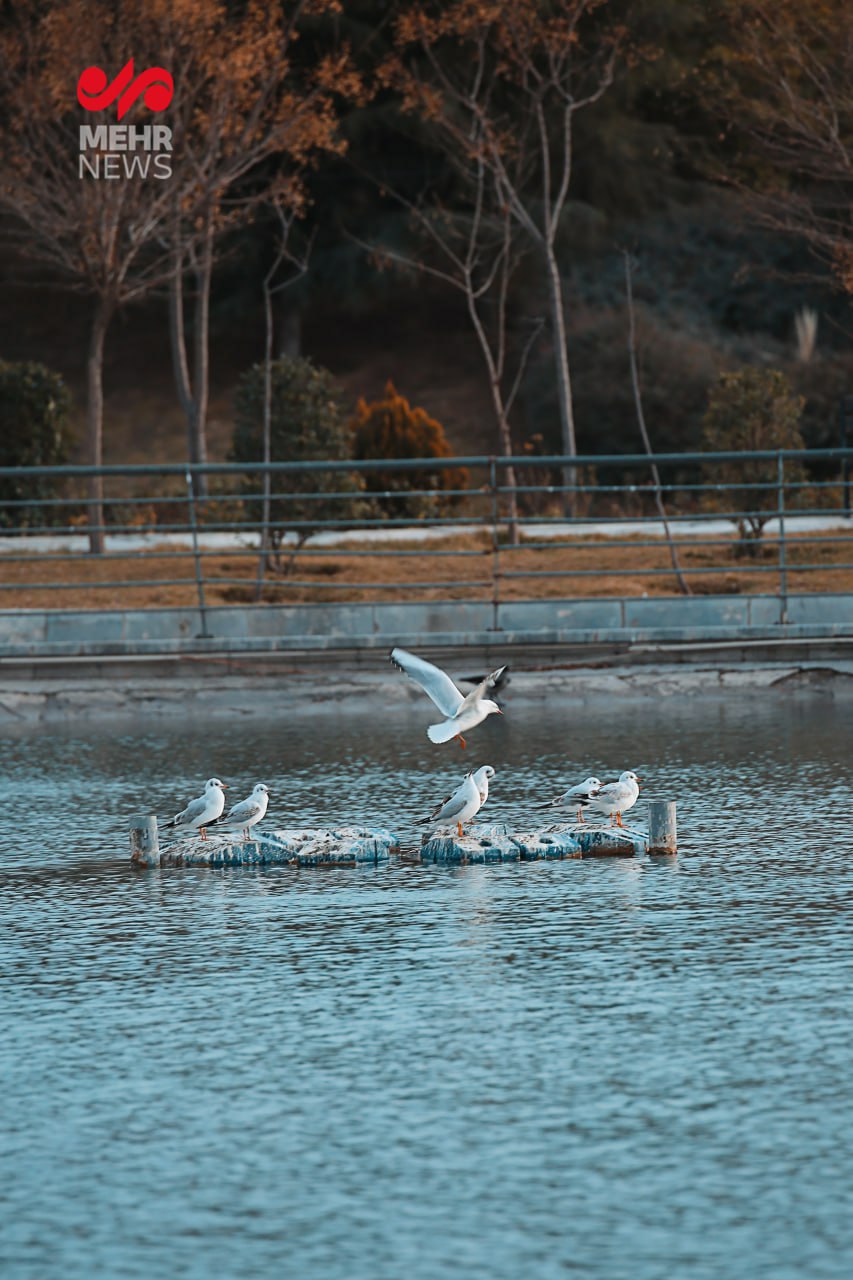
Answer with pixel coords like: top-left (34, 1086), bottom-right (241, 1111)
top-left (1, 593), bottom-right (853, 659)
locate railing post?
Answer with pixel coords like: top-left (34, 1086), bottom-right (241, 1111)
top-left (841, 395), bottom-right (852, 518)
top-left (186, 469), bottom-right (211, 639)
top-left (489, 455), bottom-right (500, 631)
top-left (777, 450), bottom-right (787, 625)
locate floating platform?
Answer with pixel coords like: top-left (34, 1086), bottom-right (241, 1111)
top-left (131, 807), bottom-right (672, 869)
top-left (419, 822), bottom-right (647, 863)
top-left (572, 824), bottom-right (648, 858)
top-left (131, 821), bottom-right (400, 868)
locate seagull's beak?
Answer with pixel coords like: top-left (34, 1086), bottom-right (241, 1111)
top-left (496, 707), bottom-right (504, 714)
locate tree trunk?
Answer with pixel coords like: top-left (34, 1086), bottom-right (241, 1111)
top-left (86, 299), bottom-right (110, 555)
top-left (623, 252), bottom-right (691, 596)
top-left (168, 216), bottom-right (213, 498)
top-left (544, 246), bottom-right (577, 515)
top-left (463, 284), bottom-right (520, 544)
top-left (190, 218), bottom-right (214, 497)
top-left (255, 276), bottom-right (275, 600)
top-left (168, 243), bottom-right (195, 457)
top-left (488, 377), bottom-right (519, 545)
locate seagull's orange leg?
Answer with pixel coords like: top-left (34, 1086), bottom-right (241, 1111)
top-left (458, 734), bottom-right (467, 749)
top-left (456, 821), bottom-right (464, 837)
top-left (616, 812), bottom-right (624, 828)
top-left (200, 827), bottom-right (207, 841)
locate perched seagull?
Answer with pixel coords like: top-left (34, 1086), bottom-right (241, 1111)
top-left (541, 776), bottom-right (602, 824)
top-left (162, 778), bottom-right (227, 841)
top-left (582, 771), bottom-right (641, 828)
top-left (215, 783), bottom-right (269, 841)
top-left (472, 764), bottom-right (495, 806)
top-left (420, 765), bottom-right (495, 837)
top-left (390, 646), bottom-right (506, 747)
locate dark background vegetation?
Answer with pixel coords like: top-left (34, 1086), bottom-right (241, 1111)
top-left (0, 0), bottom-right (850, 467)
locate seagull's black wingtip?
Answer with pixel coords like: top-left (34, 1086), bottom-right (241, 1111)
top-left (461, 665), bottom-right (511, 694)
top-left (388, 646), bottom-right (404, 674)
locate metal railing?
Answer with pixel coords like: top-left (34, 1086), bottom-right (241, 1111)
top-left (1, 448), bottom-right (852, 624)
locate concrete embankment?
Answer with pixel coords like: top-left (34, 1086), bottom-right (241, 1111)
top-left (1, 594), bottom-right (852, 720)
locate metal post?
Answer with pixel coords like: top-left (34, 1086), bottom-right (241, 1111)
top-left (130, 813), bottom-right (160, 867)
top-left (186, 470), bottom-right (211, 638)
top-left (489, 456), bottom-right (500, 631)
top-left (777, 451), bottom-right (787, 625)
top-left (647, 801), bottom-right (677, 854)
top-left (841, 396), bottom-right (852, 518)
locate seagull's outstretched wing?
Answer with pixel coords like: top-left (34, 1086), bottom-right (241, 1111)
top-left (390, 647), bottom-right (464, 718)
top-left (460, 668), bottom-right (511, 696)
top-left (457, 665), bottom-right (508, 713)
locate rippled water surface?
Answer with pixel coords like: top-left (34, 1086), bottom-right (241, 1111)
top-left (2, 692), bottom-right (852, 1279)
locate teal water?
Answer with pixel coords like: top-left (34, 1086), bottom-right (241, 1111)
top-left (1, 692), bottom-right (851, 1279)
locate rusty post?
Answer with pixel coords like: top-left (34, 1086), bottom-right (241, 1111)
top-left (130, 813), bottom-right (160, 867)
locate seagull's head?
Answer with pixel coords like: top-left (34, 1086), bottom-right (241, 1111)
top-left (479, 765), bottom-right (496, 781)
top-left (254, 783), bottom-right (269, 795)
top-left (207, 778), bottom-right (227, 791)
top-left (484, 699), bottom-right (502, 718)
top-left (621, 771), bottom-right (640, 787)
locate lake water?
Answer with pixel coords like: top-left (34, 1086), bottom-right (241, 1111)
top-left (1, 690), bottom-right (852, 1279)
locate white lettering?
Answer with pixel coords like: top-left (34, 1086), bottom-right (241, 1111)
top-left (79, 125), bottom-right (107, 150)
top-left (124, 153), bottom-right (152, 178)
top-left (78, 121), bottom-right (173, 177)
top-left (126, 125), bottom-right (152, 150)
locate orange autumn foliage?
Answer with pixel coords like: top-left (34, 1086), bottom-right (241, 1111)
top-left (350, 382), bottom-right (468, 518)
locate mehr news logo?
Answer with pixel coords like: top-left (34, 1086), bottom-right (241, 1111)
top-left (77, 60), bottom-right (173, 179)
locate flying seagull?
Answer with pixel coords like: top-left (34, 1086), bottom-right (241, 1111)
top-left (390, 646), bottom-right (507, 747)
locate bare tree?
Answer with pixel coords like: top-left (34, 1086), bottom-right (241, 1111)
top-left (389, 0), bottom-right (624, 508)
top-left (0, 1), bottom-right (195, 551)
top-left (715, 0), bottom-right (853, 292)
top-left (161, 0), bottom-right (359, 494)
top-left (355, 99), bottom-right (543, 540)
top-left (255, 203), bottom-right (312, 600)
top-left (623, 252), bottom-right (691, 596)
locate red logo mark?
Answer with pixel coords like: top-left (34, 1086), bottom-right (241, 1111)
top-left (77, 60), bottom-right (173, 120)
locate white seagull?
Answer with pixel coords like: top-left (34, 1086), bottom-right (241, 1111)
top-left (582, 771), bottom-right (641, 828)
top-left (542, 775), bottom-right (602, 824)
top-left (390, 646), bottom-right (506, 747)
top-left (472, 764), bottom-right (494, 806)
top-left (420, 765), bottom-right (495, 837)
top-left (215, 783), bottom-right (269, 840)
top-left (162, 778), bottom-right (228, 841)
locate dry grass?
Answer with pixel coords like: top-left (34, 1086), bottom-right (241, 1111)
top-left (2, 529), bottom-right (852, 611)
